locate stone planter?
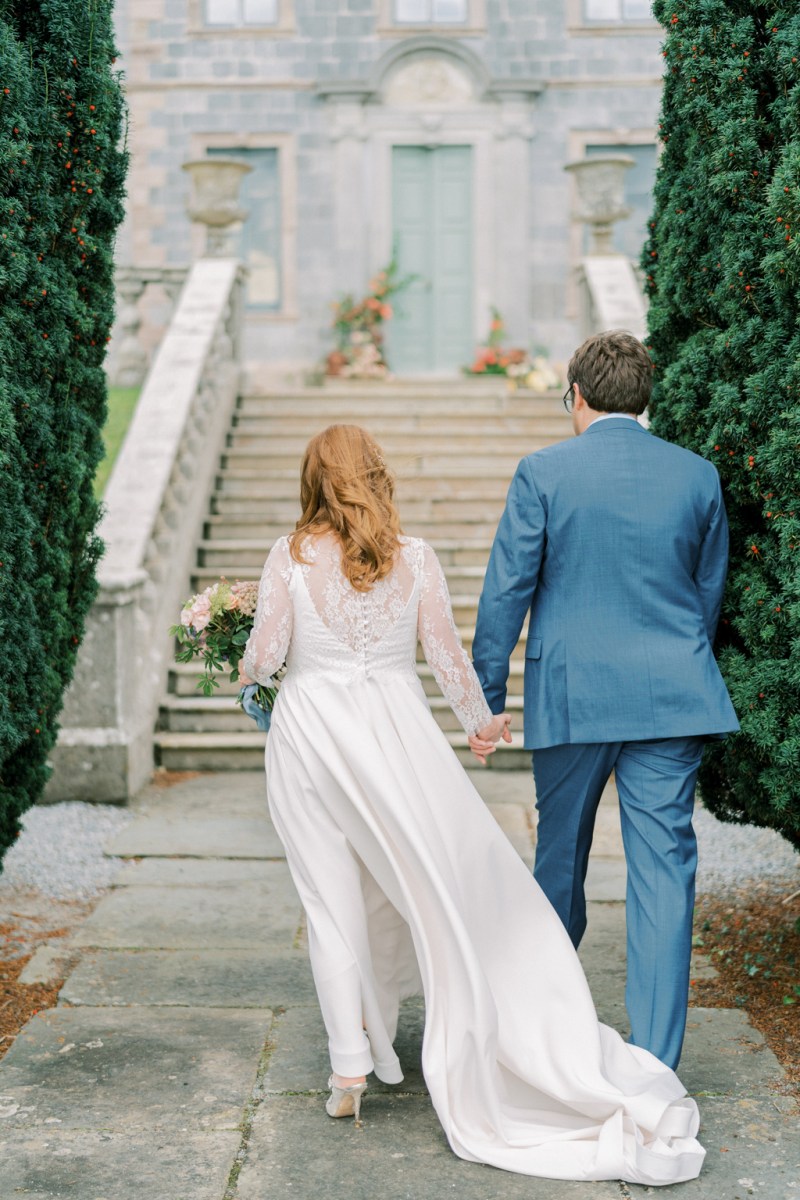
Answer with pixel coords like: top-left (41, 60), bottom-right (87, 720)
top-left (564, 155), bottom-right (635, 256)
top-left (182, 158), bottom-right (253, 257)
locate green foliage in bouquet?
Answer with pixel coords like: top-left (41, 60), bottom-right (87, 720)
top-left (644, 0), bottom-right (800, 848)
top-left (0, 2), bottom-right (128, 863)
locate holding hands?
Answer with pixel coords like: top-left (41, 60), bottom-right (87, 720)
top-left (469, 713), bottom-right (513, 766)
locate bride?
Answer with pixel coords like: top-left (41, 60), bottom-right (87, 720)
top-left (240, 423), bottom-right (704, 1186)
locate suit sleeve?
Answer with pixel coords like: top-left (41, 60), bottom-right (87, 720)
top-left (693, 471), bottom-right (729, 645)
top-left (472, 457), bottom-right (546, 714)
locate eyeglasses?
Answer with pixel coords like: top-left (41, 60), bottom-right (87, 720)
top-left (563, 385), bottom-right (575, 414)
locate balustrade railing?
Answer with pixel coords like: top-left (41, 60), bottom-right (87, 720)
top-left (112, 265), bottom-right (191, 388)
top-left (45, 258), bottom-right (244, 802)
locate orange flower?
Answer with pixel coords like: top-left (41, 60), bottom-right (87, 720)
top-left (380, 304), bottom-right (393, 319)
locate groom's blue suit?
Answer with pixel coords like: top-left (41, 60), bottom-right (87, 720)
top-left (472, 416), bottom-right (739, 1069)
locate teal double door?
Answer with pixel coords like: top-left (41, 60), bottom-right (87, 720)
top-left (389, 145), bottom-right (473, 375)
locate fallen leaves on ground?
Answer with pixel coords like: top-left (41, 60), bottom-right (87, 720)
top-left (692, 883), bottom-right (800, 1097)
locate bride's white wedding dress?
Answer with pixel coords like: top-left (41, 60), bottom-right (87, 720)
top-left (242, 532), bottom-right (705, 1186)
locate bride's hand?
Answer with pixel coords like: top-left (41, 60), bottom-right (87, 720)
top-left (238, 662), bottom-right (255, 686)
top-left (469, 713), bottom-right (512, 765)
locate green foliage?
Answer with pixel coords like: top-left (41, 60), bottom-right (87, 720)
top-left (644, 1), bottom-right (800, 848)
top-left (0, 1), bottom-right (128, 862)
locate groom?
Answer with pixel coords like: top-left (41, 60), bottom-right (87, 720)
top-left (470, 329), bottom-right (739, 1071)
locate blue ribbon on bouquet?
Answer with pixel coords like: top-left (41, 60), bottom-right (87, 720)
top-left (238, 683), bottom-right (272, 732)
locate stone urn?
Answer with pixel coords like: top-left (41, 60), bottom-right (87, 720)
top-left (564, 155), bottom-right (635, 256)
top-left (182, 157), bottom-right (253, 257)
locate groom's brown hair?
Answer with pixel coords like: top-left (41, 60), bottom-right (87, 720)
top-left (567, 330), bottom-right (653, 415)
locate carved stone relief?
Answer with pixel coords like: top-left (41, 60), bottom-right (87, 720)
top-left (383, 55), bottom-right (475, 108)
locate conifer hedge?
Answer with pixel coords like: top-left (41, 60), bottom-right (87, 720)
top-left (0, 2), bottom-right (127, 863)
top-left (644, 1), bottom-right (800, 848)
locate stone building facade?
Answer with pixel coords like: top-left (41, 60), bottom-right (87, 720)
top-left (114, 0), bottom-right (664, 374)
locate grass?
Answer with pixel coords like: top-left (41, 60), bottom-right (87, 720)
top-left (94, 386), bottom-right (140, 497)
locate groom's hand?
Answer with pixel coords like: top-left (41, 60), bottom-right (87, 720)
top-left (469, 713), bottom-right (512, 765)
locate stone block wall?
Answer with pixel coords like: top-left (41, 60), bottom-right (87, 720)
top-left (114, 0), bottom-right (663, 368)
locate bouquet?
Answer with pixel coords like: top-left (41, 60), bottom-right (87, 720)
top-left (169, 578), bottom-right (282, 731)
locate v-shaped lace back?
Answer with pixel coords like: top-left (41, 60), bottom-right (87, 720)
top-left (242, 533), bottom-right (493, 735)
top-left (296, 534), bottom-right (420, 654)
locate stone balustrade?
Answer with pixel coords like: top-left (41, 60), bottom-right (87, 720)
top-left (44, 257), bottom-right (245, 803)
top-left (112, 265), bottom-right (191, 388)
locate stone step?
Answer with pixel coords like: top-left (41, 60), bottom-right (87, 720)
top-left (196, 541), bottom-right (492, 576)
top-left (198, 541), bottom-right (492, 568)
top-left (167, 648), bottom-right (526, 699)
top-left (153, 728), bottom-right (530, 772)
top-left (239, 382), bottom-right (561, 407)
top-left (220, 449), bottom-right (532, 477)
top-left (212, 475), bottom-right (513, 503)
top-left (190, 566), bottom-right (487, 614)
top-left (229, 414), bottom-right (569, 439)
top-left (206, 492), bottom-right (506, 520)
top-left (156, 380), bottom-right (552, 775)
top-left (158, 692), bottom-right (525, 735)
top-left (417, 659), bottom-right (525, 696)
top-left (203, 514), bottom-right (503, 543)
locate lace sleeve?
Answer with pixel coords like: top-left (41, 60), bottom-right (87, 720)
top-left (242, 537), bottom-right (293, 685)
top-left (417, 541), bottom-right (494, 737)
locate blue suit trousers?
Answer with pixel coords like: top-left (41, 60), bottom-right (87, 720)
top-left (531, 736), bottom-right (704, 1071)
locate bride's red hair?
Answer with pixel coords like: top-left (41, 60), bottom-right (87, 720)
top-left (290, 424), bottom-right (402, 591)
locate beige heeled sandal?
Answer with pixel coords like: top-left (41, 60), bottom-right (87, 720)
top-left (325, 1075), bottom-right (367, 1126)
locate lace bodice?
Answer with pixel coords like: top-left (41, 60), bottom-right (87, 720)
top-left (242, 533), bottom-right (494, 736)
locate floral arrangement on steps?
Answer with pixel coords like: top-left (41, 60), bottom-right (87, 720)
top-left (325, 258), bottom-right (415, 380)
top-left (464, 308), bottom-right (563, 391)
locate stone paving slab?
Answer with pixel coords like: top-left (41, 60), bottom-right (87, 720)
top-left (107, 772), bottom-right (279, 859)
top-left (106, 812), bottom-right (284, 860)
top-left (679, 1008), bottom-right (785, 1098)
top-left (628, 1096), bottom-right (800, 1199)
top-left (70, 868), bottom-right (301, 950)
top-left (0, 1006), bottom-right (271, 1132)
top-left (585, 859), bottom-right (627, 902)
top-left (140, 771), bottom-right (269, 813)
top-left (485, 802), bottom-right (534, 866)
top-left (114, 856), bottom-right (276, 886)
top-left (262, 1002), bottom-right (428, 1097)
top-left (0, 1127), bottom-right (242, 1200)
top-left (471, 770), bottom-right (535, 807)
top-left (579, 902), bottom-right (628, 981)
top-left (61, 948), bottom-right (315, 1008)
top-left (233, 1094), bottom-right (623, 1200)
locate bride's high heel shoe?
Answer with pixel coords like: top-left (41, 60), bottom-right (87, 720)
top-left (326, 1075), bottom-right (367, 1126)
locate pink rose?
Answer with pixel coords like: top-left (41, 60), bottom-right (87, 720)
top-left (191, 594), bottom-right (212, 631)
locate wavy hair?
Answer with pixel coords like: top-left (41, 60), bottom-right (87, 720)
top-left (290, 424), bottom-right (402, 591)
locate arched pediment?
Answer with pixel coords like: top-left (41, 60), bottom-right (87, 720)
top-left (369, 36), bottom-right (490, 106)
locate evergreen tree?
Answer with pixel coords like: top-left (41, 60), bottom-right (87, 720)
top-left (644, 1), bottom-right (800, 847)
top-left (0, 1), bottom-right (127, 862)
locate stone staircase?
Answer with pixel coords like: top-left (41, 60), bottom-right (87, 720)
top-left (156, 381), bottom-right (573, 771)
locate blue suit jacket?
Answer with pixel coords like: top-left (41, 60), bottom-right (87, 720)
top-left (472, 418), bottom-right (740, 749)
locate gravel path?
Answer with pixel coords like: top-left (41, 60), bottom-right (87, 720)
top-left (0, 802), bottom-right (133, 902)
top-left (694, 804), bottom-right (798, 894)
